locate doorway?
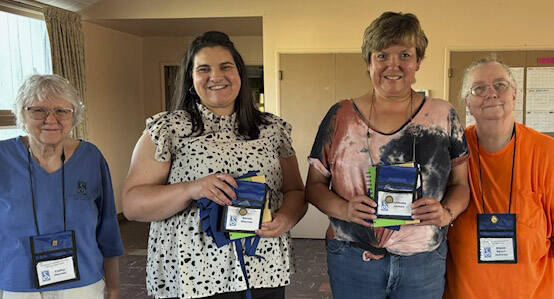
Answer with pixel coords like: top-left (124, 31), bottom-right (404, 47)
top-left (279, 52), bottom-right (370, 238)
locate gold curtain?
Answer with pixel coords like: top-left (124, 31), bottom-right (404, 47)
top-left (43, 6), bottom-right (87, 139)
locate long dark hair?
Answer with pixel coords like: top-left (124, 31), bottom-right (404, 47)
top-left (171, 31), bottom-right (267, 139)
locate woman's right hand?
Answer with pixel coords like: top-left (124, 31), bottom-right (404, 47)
top-left (189, 173), bottom-right (238, 206)
top-left (343, 195), bottom-right (377, 227)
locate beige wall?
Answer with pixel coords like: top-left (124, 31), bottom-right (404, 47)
top-left (142, 36), bottom-right (262, 118)
top-left (83, 22), bottom-right (144, 212)
top-left (83, 23), bottom-right (262, 212)
top-left (81, 0), bottom-right (554, 115)
top-left (80, 0), bottom-right (554, 212)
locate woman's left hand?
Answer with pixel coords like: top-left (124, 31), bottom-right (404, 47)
top-left (411, 197), bottom-right (449, 227)
top-left (255, 211), bottom-right (293, 238)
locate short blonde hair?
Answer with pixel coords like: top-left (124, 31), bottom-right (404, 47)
top-left (362, 11), bottom-right (428, 64)
top-left (13, 74), bottom-right (84, 131)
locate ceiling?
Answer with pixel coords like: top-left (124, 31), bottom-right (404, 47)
top-left (32, 0), bottom-right (262, 37)
top-left (86, 17), bottom-right (263, 37)
top-left (36, 0), bottom-right (100, 12)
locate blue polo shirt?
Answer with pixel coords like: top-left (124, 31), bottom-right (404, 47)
top-left (0, 137), bottom-right (124, 292)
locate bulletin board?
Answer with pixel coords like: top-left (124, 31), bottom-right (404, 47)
top-left (449, 50), bottom-right (554, 137)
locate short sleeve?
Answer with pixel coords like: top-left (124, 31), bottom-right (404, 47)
top-left (536, 135), bottom-right (554, 240)
top-left (145, 111), bottom-right (192, 162)
top-left (308, 103), bottom-right (340, 178)
top-left (544, 163), bottom-right (554, 243)
top-left (276, 118), bottom-right (295, 158)
top-left (447, 107), bottom-right (469, 167)
top-left (96, 152), bottom-right (124, 257)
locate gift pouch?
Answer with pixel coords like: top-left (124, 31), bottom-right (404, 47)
top-left (477, 214), bottom-right (517, 264)
top-left (221, 180), bottom-right (267, 233)
top-left (374, 165), bottom-right (421, 220)
top-left (29, 230), bottom-right (80, 288)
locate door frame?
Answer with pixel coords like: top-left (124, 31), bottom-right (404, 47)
top-left (160, 62), bottom-right (180, 112)
top-left (162, 63), bottom-right (267, 112)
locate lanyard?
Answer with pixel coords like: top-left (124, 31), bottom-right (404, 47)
top-left (476, 124), bottom-right (516, 214)
top-left (27, 147), bottom-right (67, 236)
top-left (364, 91), bottom-right (418, 243)
top-left (366, 90), bottom-right (418, 166)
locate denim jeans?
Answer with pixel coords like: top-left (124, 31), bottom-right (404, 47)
top-left (326, 239), bottom-right (447, 299)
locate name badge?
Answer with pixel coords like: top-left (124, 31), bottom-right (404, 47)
top-left (477, 214), bottom-right (517, 264)
top-left (220, 178), bottom-right (267, 233)
top-left (373, 164), bottom-right (421, 220)
top-left (30, 230), bottom-right (80, 288)
top-left (376, 191), bottom-right (412, 217)
top-left (36, 256), bottom-right (77, 286)
top-left (223, 206), bottom-right (262, 232)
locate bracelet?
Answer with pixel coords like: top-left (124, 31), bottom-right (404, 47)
top-left (442, 205), bottom-right (454, 227)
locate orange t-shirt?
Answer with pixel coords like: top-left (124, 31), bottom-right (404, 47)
top-left (445, 123), bottom-right (554, 299)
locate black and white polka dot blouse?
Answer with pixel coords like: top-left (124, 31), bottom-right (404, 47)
top-left (144, 103), bottom-right (296, 299)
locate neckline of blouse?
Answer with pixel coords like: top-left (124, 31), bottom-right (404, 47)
top-left (196, 102), bottom-right (238, 132)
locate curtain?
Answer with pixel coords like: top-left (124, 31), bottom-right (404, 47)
top-left (43, 6), bottom-right (87, 139)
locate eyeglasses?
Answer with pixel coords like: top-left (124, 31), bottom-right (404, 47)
top-left (469, 80), bottom-right (512, 97)
top-left (24, 106), bottom-right (74, 120)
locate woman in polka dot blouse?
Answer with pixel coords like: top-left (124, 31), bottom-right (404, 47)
top-left (121, 31), bottom-right (307, 299)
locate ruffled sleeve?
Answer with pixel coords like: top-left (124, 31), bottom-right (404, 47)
top-left (145, 111), bottom-right (192, 162)
top-left (276, 117), bottom-right (295, 158)
top-left (259, 114), bottom-right (295, 158)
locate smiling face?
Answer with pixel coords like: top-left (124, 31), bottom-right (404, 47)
top-left (192, 46), bottom-right (241, 115)
top-left (24, 97), bottom-right (74, 147)
top-left (466, 63), bottom-right (516, 122)
top-left (368, 44), bottom-right (420, 99)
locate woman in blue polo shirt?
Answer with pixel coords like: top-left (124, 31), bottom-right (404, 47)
top-left (0, 74), bottom-right (124, 298)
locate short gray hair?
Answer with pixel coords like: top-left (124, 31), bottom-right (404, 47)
top-left (13, 74), bottom-right (84, 131)
top-left (460, 58), bottom-right (517, 103)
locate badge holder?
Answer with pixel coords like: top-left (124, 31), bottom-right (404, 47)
top-left (221, 180), bottom-right (267, 233)
top-left (475, 124), bottom-right (518, 264)
top-left (26, 148), bottom-right (80, 289)
top-left (477, 214), bottom-right (517, 264)
top-left (374, 164), bottom-right (421, 220)
top-left (30, 230), bottom-right (80, 288)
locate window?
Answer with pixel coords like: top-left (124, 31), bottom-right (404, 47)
top-left (0, 7), bottom-right (52, 140)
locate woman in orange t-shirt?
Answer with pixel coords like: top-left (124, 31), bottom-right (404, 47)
top-left (445, 58), bottom-right (554, 299)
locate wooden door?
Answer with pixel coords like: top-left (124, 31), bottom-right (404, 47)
top-left (335, 53), bottom-right (372, 99)
top-left (280, 53), bottom-right (370, 238)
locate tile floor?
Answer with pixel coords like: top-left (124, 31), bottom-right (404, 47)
top-left (119, 221), bottom-right (331, 299)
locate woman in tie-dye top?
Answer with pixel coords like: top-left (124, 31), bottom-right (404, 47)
top-left (306, 12), bottom-right (470, 299)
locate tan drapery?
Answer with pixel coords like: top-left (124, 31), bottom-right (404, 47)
top-left (43, 6), bottom-right (87, 139)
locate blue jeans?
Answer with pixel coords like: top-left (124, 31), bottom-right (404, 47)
top-left (326, 239), bottom-right (447, 299)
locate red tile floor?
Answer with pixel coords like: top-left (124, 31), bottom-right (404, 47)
top-left (119, 220), bottom-right (332, 299)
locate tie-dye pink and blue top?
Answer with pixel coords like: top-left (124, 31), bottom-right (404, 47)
top-left (309, 98), bottom-right (469, 255)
